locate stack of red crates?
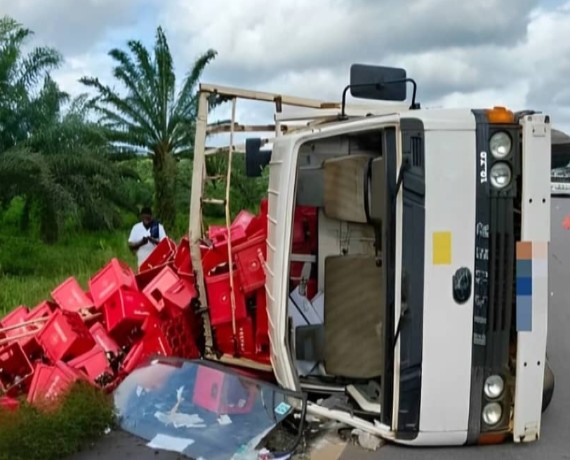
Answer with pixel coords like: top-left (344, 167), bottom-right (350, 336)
top-left (0, 197), bottom-right (283, 410)
top-left (0, 236), bottom-right (202, 408)
top-left (201, 200), bottom-right (270, 363)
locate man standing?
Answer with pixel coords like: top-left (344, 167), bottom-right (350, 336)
top-left (128, 206), bottom-right (167, 269)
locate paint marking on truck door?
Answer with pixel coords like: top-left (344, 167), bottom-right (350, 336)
top-left (432, 231), bottom-right (452, 265)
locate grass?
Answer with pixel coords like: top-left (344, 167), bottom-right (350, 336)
top-left (0, 382), bottom-right (116, 460)
top-left (0, 230), bottom-right (137, 316)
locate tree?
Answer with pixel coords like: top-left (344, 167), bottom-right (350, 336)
top-left (0, 16), bottom-right (139, 243)
top-left (80, 26), bottom-right (217, 230)
top-left (0, 15), bottom-right (62, 151)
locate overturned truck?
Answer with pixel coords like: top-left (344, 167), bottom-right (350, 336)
top-left (187, 64), bottom-right (554, 447)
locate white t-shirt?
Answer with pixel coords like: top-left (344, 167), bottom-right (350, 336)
top-left (128, 221), bottom-right (167, 268)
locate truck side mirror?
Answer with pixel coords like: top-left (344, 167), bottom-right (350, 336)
top-left (245, 138), bottom-right (272, 177)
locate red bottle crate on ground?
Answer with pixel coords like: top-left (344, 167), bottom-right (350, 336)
top-left (89, 258), bottom-right (137, 308)
top-left (121, 328), bottom-right (173, 374)
top-left (68, 344), bottom-right (113, 384)
top-left (0, 342), bottom-right (34, 396)
top-left (26, 301), bottom-right (57, 322)
top-left (192, 365), bottom-right (256, 415)
top-left (0, 396), bottom-right (19, 411)
top-left (36, 310), bottom-right (96, 362)
top-left (103, 288), bottom-right (153, 338)
top-left (143, 313), bottom-right (200, 360)
top-left (135, 261), bottom-right (174, 291)
top-left (142, 265), bottom-right (180, 313)
top-left (27, 361), bottom-right (86, 406)
top-left (205, 269), bottom-right (247, 326)
top-left (140, 237), bottom-right (177, 272)
top-left (214, 317), bottom-right (255, 357)
top-left (89, 323), bottom-right (120, 356)
top-left (51, 276), bottom-right (93, 312)
top-left (162, 278), bottom-right (197, 312)
top-left (234, 236), bottom-right (266, 294)
top-left (0, 305), bottom-right (29, 340)
top-left (173, 236), bottom-right (193, 276)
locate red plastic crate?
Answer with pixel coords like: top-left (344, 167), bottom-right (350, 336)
top-left (0, 305), bottom-right (29, 340)
top-left (0, 342), bottom-right (34, 396)
top-left (89, 323), bottom-right (120, 356)
top-left (135, 261), bottom-right (174, 291)
top-left (103, 288), bottom-right (153, 338)
top-left (142, 265), bottom-right (180, 313)
top-left (0, 396), bottom-right (19, 412)
top-left (209, 225), bottom-right (247, 249)
top-left (173, 236), bottom-right (193, 276)
top-left (36, 310), bottom-right (96, 362)
top-left (191, 365), bottom-right (256, 415)
top-left (51, 277), bottom-right (93, 312)
top-left (231, 210), bottom-right (255, 234)
top-left (162, 278), bottom-right (197, 312)
top-left (89, 258), bottom-right (137, 308)
top-left (255, 289), bottom-right (269, 353)
top-left (27, 361), bottom-right (86, 406)
top-left (68, 344), bottom-right (113, 384)
top-left (140, 237), bottom-right (177, 272)
top-left (234, 236), bottom-right (266, 294)
top-left (292, 206), bottom-right (318, 254)
top-left (26, 301), bottom-right (57, 321)
top-left (201, 243), bottom-right (230, 273)
top-left (121, 329), bottom-right (172, 374)
top-left (205, 270), bottom-right (247, 326)
top-left (143, 313), bottom-right (201, 360)
top-left (214, 317), bottom-right (255, 357)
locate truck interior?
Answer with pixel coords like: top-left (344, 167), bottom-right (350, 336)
top-left (286, 128), bottom-right (394, 419)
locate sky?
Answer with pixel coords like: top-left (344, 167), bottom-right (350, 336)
top-left (2, 0), bottom-right (570, 134)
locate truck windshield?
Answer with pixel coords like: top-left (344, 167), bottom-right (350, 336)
top-left (114, 358), bottom-right (305, 459)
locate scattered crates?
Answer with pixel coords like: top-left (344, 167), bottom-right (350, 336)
top-left (0, 198), bottom-right (273, 408)
top-left (89, 258), bottom-right (137, 308)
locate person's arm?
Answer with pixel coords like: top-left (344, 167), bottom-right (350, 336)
top-left (128, 226), bottom-right (147, 252)
top-left (128, 236), bottom-right (148, 252)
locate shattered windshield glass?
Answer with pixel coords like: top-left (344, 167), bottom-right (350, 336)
top-left (114, 357), bottom-right (305, 460)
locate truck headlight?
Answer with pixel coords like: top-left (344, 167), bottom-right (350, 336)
top-left (482, 402), bottom-right (503, 426)
top-left (484, 375), bottom-right (504, 399)
top-left (490, 162), bottom-right (512, 189)
top-left (490, 131), bottom-right (512, 159)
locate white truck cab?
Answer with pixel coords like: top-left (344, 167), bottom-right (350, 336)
top-left (189, 64), bottom-right (553, 447)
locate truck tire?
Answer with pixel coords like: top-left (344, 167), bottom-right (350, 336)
top-left (542, 359), bottom-right (555, 413)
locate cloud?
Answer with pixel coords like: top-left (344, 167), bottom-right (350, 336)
top-left (4, 0), bottom-right (570, 132)
top-left (0, 0), bottom-right (146, 55)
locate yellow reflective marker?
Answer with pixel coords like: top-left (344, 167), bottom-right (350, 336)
top-left (433, 231), bottom-right (452, 265)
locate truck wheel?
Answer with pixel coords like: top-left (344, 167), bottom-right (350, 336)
top-left (542, 359), bottom-right (555, 413)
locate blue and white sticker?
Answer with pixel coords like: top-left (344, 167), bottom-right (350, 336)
top-left (274, 402), bottom-right (292, 416)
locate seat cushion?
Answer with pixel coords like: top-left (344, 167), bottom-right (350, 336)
top-left (323, 154), bottom-right (373, 223)
top-left (323, 254), bottom-right (384, 378)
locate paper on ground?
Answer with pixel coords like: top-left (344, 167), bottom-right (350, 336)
top-left (147, 433), bottom-right (195, 453)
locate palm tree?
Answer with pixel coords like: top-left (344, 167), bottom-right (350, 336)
top-left (0, 18), bottom-right (139, 243)
top-left (0, 16), bottom-right (62, 151)
top-left (80, 26), bottom-right (217, 230)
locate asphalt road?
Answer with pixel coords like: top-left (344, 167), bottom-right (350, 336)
top-left (71, 197), bottom-right (570, 460)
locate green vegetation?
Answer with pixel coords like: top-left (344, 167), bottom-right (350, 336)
top-left (80, 26), bottom-right (217, 230)
top-left (0, 382), bottom-right (116, 460)
top-left (0, 13), bottom-right (268, 459)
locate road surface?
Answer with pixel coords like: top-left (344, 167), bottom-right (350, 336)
top-left (71, 197), bottom-right (570, 460)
